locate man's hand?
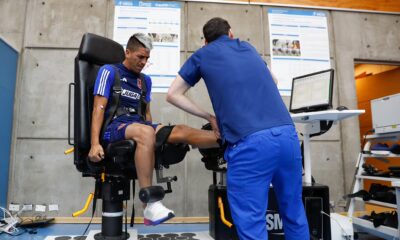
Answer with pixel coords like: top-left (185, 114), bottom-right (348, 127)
top-left (208, 115), bottom-right (220, 139)
top-left (88, 144), bottom-right (105, 162)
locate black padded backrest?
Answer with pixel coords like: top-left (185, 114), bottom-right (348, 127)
top-left (74, 33), bottom-right (125, 172)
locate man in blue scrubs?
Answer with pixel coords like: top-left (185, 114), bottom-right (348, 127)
top-left (167, 18), bottom-right (309, 239)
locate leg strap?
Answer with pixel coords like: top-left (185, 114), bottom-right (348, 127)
top-left (156, 125), bottom-right (175, 149)
top-left (155, 125), bottom-right (189, 168)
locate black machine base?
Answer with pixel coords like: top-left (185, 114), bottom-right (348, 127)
top-left (209, 182), bottom-right (331, 240)
top-left (94, 232), bottom-right (130, 240)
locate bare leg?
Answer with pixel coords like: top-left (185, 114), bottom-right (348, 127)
top-left (124, 123), bottom-right (174, 224)
top-left (156, 124), bottom-right (219, 148)
top-left (125, 123), bottom-right (155, 188)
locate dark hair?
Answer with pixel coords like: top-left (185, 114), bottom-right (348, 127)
top-left (126, 35), bottom-right (146, 51)
top-left (202, 17), bottom-right (230, 43)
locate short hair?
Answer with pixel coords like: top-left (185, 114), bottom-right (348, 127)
top-left (202, 17), bottom-right (231, 43)
top-left (126, 33), bottom-right (153, 51)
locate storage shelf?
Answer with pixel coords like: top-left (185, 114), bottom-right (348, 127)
top-left (365, 132), bottom-right (400, 140)
top-left (356, 175), bottom-right (400, 182)
top-left (354, 197), bottom-right (397, 209)
top-left (362, 153), bottom-right (400, 158)
top-left (352, 217), bottom-right (398, 239)
top-left (349, 132), bottom-right (400, 239)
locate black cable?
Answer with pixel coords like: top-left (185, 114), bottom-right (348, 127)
top-left (125, 200), bottom-right (128, 236)
top-left (82, 180), bottom-right (99, 236)
top-left (81, 214), bottom-right (94, 237)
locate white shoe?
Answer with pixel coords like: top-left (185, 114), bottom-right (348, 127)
top-left (143, 201), bottom-right (175, 226)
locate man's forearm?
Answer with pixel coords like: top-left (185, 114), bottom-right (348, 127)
top-left (167, 75), bottom-right (212, 121)
top-left (90, 108), bottom-right (104, 145)
top-left (167, 93), bottom-right (211, 121)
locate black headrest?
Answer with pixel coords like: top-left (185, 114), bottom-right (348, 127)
top-left (78, 33), bottom-right (125, 65)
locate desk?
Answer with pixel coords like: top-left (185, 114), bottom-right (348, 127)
top-left (291, 110), bottom-right (365, 184)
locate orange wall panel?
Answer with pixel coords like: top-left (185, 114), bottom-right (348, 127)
top-left (249, 0), bottom-right (400, 13)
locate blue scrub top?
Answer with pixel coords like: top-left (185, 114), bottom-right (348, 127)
top-left (179, 35), bottom-right (293, 144)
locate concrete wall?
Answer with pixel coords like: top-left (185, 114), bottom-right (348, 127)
top-left (2, 0), bottom-right (400, 217)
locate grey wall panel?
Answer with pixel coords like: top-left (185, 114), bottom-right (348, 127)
top-left (331, 12), bottom-right (364, 55)
top-left (106, 0), bottom-right (115, 39)
top-left (186, 150), bottom-right (213, 217)
top-left (331, 12), bottom-right (400, 61)
top-left (25, 0), bottom-right (108, 48)
top-left (17, 49), bottom-right (76, 138)
top-left (180, 1), bottom-right (187, 51)
top-left (310, 141), bottom-right (344, 205)
top-left (11, 139), bottom-right (94, 217)
top-left (187, 3), bottom-right (263, 53)
top-left (261, 7), bottom-right (270, 55)
top-left (0, 0), bottom-right (27, 50)
top-left (151, 94), bottom-right (187, 125)
top-left (360, 13), bottom-right (400, 60)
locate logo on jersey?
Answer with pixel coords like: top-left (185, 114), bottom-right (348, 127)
top-left (121, 89), bottom-right (140, 100)
top-left (137, 78), bottom-right (142, 90)
top-left (121, 77), bottom-right (128, 82)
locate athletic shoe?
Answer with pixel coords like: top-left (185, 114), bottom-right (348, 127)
top-left (370, 143), bottom-right (390, 155)
top-left (143, 201), bottom-right (175, 226)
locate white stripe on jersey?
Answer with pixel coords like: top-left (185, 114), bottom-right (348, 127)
top-left (101, 70), bottom-right (110, 95)
top-left (97, 69), bottom-right (107, 95)
top-left (98, 69), bottom-right (110, 96)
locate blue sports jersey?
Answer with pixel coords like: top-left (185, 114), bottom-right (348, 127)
top-left (178, 35), bottom-right (293, 143)
top-left (93, 63), bottom-right (152, 124)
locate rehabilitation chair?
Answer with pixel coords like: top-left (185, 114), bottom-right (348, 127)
top-left (67, 33), bottom-right (188, 240)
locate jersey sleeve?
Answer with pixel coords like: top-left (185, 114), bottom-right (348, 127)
top-left (144, 75), bottom-right (152, 102)
top-left (178, 50), bottom-right (202, 86)
top-left (93, 65), bottom-right (116, 99)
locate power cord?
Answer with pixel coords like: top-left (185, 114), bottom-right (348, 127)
top-left (320, 210), bottom-right (352, 239)
top-left (81, 214), bottom-right (94, 236)
top-left (0, 207), bottom-right (22, 236)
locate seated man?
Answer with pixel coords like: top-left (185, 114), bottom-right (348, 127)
top-left (88, 33), bottom-right (219, 226)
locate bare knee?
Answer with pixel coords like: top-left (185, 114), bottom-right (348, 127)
top-left (169, 124), bottom-right (190, 142)
top-left (126, 124), bottom-right (155, 146)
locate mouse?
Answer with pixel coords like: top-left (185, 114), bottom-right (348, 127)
top-left (336, 106), bottom-right (348, 111)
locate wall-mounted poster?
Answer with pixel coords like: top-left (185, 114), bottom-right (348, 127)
top-left (114, 0), bottom-right (181, 92)
top-left (268, 8), bottom-right (331, 95)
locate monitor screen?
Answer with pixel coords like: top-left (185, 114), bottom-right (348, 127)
top-left (289, 69), bottom-right (334, 113)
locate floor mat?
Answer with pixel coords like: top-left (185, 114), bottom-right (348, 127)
top-left (44, 231), bottom-right (214, 240)
top-left (138, 232), bottom-right (213, 240)
top-left (44, 229), bottom-right (137, 240)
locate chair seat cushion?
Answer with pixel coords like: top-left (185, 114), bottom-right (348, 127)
top-left (106, 139), bottom-right (136, 158)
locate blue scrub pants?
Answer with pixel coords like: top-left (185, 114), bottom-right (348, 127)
top-left (224, 125), bottom-right (309, 240)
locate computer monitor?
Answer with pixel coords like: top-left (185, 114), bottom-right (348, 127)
top-left (289, 69), bottom-right (334, 113)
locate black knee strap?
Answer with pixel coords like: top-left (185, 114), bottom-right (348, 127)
top-left (155, 125), bottom-right (189, 168)
top-left (156, 125), bottom-right (175, 149)
top-left (139, 186), bottom-right (165, 203)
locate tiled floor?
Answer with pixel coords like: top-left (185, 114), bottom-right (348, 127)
top-left (0, 223), bottom-right (387, 240)
top-left (0, 223), bottom-right (209, 240)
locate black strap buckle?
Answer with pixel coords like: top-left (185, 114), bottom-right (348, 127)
top-left (124, 107), bottom-right (137, 114)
